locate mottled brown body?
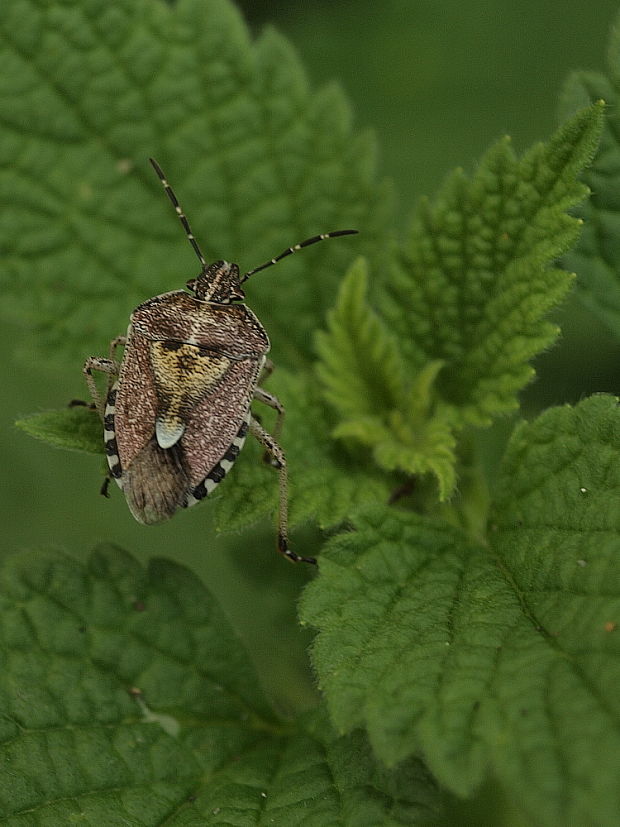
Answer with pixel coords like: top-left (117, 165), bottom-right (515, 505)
top-left (109, 292), bottom-right (269, 524)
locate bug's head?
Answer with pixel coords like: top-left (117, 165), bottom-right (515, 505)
top-left (148, 159), bottom-right (358, 308)
top-left (188, 261), bottom-right (246, 304)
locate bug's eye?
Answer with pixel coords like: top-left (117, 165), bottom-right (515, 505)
top-left (186, 278), bottom-right (197, 292)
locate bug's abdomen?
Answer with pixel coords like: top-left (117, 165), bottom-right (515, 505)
top-left (184, 410), bottom-right (251, 508)
top-left (104, 383), bottom-right (123, 485)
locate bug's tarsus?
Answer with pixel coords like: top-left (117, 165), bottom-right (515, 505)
top-left (69, 399), bottom-right (96, 410)
top-left (279, 532), bottom-right (317, 565)
top-left (100, 475), bottom-right (111, 498)
top-left (149, 158), bottom-right (207, 268)
top-left (388, 478), bottom-right (417, 504)
top-left (241, 229), bottom-right (359, 284)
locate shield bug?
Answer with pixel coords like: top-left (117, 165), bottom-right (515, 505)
top-left (81, 158), bottom-right (357, 563)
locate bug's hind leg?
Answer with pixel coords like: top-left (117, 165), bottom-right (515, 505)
top-left (253, 384), bottom-right (285, 466)
top-left (249, 416), bottom-right (316, 565)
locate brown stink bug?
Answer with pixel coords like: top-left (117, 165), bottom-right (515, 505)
top-left (81, 158), bottom-right (357, 564)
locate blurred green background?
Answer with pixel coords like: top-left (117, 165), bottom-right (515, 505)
top-left (3, 0), bottom-right (620, 781)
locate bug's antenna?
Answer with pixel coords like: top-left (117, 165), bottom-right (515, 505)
top-left (240, 230), bottom-right (359, 284)
top-left (149, 158), bottom-right (207, 268)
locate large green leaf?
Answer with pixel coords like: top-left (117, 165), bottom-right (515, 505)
top-left (0, 544), bottom-right (442, 824)
top-left (383, 104), bottom-right (603, 425)
top-left (300, 395), bottom-right (620, 826)
top-left (0, 0), bottom-right (390, 366)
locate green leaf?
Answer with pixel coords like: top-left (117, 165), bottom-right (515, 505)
top-left (0, 545), bottom-right (442, 824)
top-left (316, 258), bottom-right (457, 499)
top-left (383, 103), bottom-right (604, 425)
top-left (0, 0), bottom-right (391, 367)
top-left (300, 395), bottom-right (620, 827)
top-left (297, 706), bottom-right (443, 827)
top-left (559, 16), bottom-right (620, 336)
top-left (15, 404), bottom-right (101, 453)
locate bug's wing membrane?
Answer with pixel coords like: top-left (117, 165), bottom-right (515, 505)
top-left (123, 438), bottom-right (190, 525)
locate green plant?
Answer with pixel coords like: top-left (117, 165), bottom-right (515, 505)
top-left (5, 0), bottom-right (620, 824)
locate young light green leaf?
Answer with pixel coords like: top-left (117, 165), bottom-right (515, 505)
top-left (559, 14), bottom-right (620, 336)
top-left (316, 258), bottom-right (457, 499)
top-left (0, 544), bottom-right (442, 824)
top-left (300, 395), bottom-right (620, 827)
top-left (0, 0), bottom-right (389, 367)
top-left (316, 258), bottom-right (408, 419)
top-left (15, 405), bottom-right (101, 454)
top-left (383, 103), bottom-right (604, 425)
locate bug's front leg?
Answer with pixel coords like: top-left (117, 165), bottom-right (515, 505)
top-left (109, 335), bottom-right (128, 362)
top-left (249, 416), bottom-right (316, 565)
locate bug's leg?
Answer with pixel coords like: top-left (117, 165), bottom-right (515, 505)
top-left (109, 335), bottom-right (127, 362)
top-left (249, 416), bottom-right (316, 565)
top-left (100, 473), bottom-right (112, 498)
top-left (258, 357), bottom-right (275, 384)
top-left (68, 399), bottom-right (97, 410)
top-left (253, 384), bottom-right (285, 446)
top-left (83, 357), bottom-right (118, 421)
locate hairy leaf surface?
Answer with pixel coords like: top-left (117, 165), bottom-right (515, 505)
top-left (300, 395), bottom-right (620, 826)
top-left (0, 545), bottom-right (442, 824)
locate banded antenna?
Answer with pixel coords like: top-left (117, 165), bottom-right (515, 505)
top-left (241, 229), bottom-right (359, 284)
top-left (149, 158), bottom-right (207, 268)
